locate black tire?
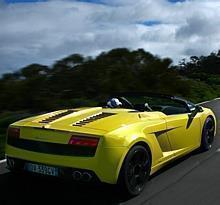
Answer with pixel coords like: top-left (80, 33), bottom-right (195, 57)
top-left (117, 145), bottom-right (151, 196)
top-left (200, 117), bottom-right (215, 151)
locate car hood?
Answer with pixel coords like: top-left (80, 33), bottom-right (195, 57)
top-left (12, 107), bottom-right (165, 134)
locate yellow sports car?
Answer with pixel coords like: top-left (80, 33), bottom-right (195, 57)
top-left (5, 93), bottom-right (216, 196)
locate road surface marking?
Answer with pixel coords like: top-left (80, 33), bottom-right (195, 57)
top-left (0, 159), bottom-right (6, 164)
top-left (216, 148), bottom-right (220, 153)
top-left (197, 101), bottom-right (210, 105)
top-left (197, 98), bottom-right (220, 105)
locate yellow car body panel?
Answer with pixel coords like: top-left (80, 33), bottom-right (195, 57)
top-left (5, 106), bottom-right (216, 184)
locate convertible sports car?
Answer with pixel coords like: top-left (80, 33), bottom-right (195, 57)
top-left (5, 93), bottom-right (216, 196)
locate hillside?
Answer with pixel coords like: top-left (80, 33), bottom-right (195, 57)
top-left (0, 48), bottom-right (220, 113)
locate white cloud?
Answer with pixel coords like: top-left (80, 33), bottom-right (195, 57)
top-left (0, 0), bottom-right (220, 74)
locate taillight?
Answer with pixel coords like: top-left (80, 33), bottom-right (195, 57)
top-left (68, 136), bottom-right (99, 147)
top-left (7, 127), bottom-right (20, 139)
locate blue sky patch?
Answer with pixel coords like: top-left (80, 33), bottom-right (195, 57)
top-left (75, 0), bottom-right (107, 5)
top-left (168, 0), bottom-right (186, 3)
top-left (139, 20), bottom-right (161, 26)
top-left (5, 0), bottom-right (46, 3)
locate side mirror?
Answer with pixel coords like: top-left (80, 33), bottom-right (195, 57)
top-left (187, 105), bottom-right (203, 128)
top-left (195, 105), bottom-right (203, 113)
top-left (189, 105), bottom-right (203, 118)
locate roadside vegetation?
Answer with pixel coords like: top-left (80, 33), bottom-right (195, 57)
top-left (0, 112), bottom-right (33, 159)
top-left (0, 48), bottom-right (220, 158)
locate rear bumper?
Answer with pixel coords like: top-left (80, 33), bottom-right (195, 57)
top-left (5, 144), bottom-right (128, 184)
top-left (6, 156), bottom-right (101, 183)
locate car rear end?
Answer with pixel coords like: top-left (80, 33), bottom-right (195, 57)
top-left (5, 125), bottom-right (127, 184)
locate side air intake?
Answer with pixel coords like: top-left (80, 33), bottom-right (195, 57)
top-left (39, 110), bottom-right (75, 124)
top-left (73, 112), bottom-right (115, 127)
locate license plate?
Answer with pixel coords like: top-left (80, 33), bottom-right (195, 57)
top-left (25, 163), bottom-right (59, 177)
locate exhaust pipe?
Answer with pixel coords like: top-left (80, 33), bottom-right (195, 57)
top-left (82, 172), bottom-right (92, 182)
top-left (72, 171), bottom-right (82, 180)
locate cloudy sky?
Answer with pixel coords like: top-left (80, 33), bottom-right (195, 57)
top-left (1, 0), bottom-right (220, 74)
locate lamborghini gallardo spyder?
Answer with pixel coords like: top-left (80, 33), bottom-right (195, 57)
top-left (5, 93), bottom-right (216, 196)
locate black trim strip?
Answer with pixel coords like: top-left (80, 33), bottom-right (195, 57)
top-left (7, 138), bottom-right (97, 157)
top-left (154, 127), bottom-right (178, 137)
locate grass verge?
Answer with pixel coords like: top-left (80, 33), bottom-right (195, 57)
top-left (0, 134), bottom-right (6, 160)
top-left (0, 111), bottom-right (34, 159)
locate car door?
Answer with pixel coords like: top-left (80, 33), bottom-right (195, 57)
top-left (164, 103), bottom-right (202, 154)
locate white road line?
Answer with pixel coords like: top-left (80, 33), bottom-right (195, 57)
top-left (197, 97), bottom-right (220, 105)
top-left (216, 148), bottom-right (220, 153)
top-left (197, 101), bottom-right (210, 105)
top-left (0, 159), bottom-right (6, 164)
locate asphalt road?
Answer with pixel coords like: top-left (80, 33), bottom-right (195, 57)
top-left (0, 99), bottom-right (220, 205)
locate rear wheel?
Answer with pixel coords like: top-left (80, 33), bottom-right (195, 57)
top-left (117, 145), bottom-right (151, 196)
top-left (200, 117), bottom-right (215, 151)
